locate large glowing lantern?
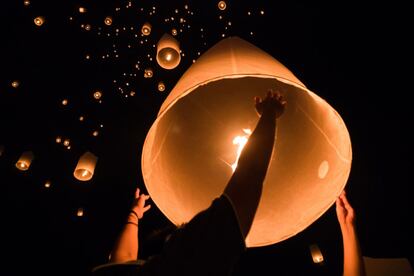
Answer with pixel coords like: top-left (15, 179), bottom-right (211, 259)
top-left (142, 37), bottom-right (352, 247)
top-left (74, 151), bottom-right (98, 181)
top-left (156, 33), bottom-right (181, 70)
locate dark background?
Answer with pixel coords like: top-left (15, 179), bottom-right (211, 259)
top-left (1, 1), bottom-right (412, 275)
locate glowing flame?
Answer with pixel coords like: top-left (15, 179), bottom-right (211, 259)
top-left (81, 170), bottom-right (89, 177)
top-left (231, 128), bottom-right (252, 172)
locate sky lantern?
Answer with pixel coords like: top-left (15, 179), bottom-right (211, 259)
top-left (144, 68), bottom-right (153, 78)
top-left (309, 244), bottom-right (324, 264)
top-left (16, 151), bottom-right (34, 171)
top-left (141, 22), bottom-right (151, 36)
top-left (104, 16), bottom-right (112, 26)
top-left (34, 16), bottom-right (45, 26)
top-left (157, 81), bottom-right (165, 92)
top-left (73, 151), bottom-right (98, 181)
top-left (142, 37), bottom-right (352, 247)
top-left (156, 33), bottom-right (181, 70)
top-left (218, 1), bottom-right (227, 10)
top-left (11, 80), bottom-right (20, 88)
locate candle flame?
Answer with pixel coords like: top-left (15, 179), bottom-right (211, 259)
top-left (231, 128), bottom-right (252, 172)
top-left (81, 170), bottom-right (88, 177)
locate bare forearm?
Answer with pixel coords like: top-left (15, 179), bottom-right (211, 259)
top-left (341, 225), bottom-right (366, 276)
top-left (110, 215), bottom-right (139, 263)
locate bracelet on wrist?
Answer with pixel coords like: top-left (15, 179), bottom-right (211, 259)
top-left (126, 221), bottom-right (138, 226)
top-left (130, 210), bottom-right (139, 219)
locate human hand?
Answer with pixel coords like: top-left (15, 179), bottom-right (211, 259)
top-left (254, 89), bottom-right (287, 119)
top-left (129, 188), bottom-right (151, 223)
top-left (336, 191), bottom-right (355, 228)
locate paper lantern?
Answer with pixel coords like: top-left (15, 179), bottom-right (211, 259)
top-left (77, 208), bottom-right (84, 216)
top-left (158, 81), bottom-right (165, 92)
top-left (34, 16), bottom-right (44, 26)
top-left (309, 244), bottom-right (324, 264)
top-left (93, 91), bottom-right (102, 99)
top-left (11, 80), bottom-right (19, 88)
top-left (44, 180), bottom-right (51, 188)
top-left (104, 16), bottom-right (112, 26)
top-left (156, 33), bottom-right (181, 70)
top-left (218, 1), bottom-right (227, 10)
top-left (63, 139), bottom-right (70, 146)
top-left (24, 0), bottom-right (30, 6)
top-left (16, 151), bottom-right (34, 171)
top-left (141, 22), bottom-right (151, 36)
top-left (73, 151), bottom-right (98, 181)
top-left (144, 68), bottom-right (153, 78)
top-left (141, 37), bottom-right (352, 247)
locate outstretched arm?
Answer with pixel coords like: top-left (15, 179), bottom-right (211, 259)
top-left (224, 90), bottom-right (286, 238)
top-left (336, 191), bottom-right (366, 276)
top-left (110, 188), bottom-right (151, 263)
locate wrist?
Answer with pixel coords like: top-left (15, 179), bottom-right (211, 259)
top-left (127, 210), bottom-right (139, 224)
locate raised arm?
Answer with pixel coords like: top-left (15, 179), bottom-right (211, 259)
top-left (336, 191), bottom-right (366, 276)
top-left (224, 90), bottom-right (286, 238)
top-left (110, 188), bottom-right (151, 263)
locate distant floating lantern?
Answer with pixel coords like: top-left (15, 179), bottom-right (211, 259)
top-left (16, 151), bottom-right (34, 171)
top-left (63, 139), bottom-right (70, 147)
top-left (77, 208), bottom-right (84, 217)
top-left (218, 1), bottom-right (226, 10)
top-left (84, 24), bottom-right (91, 31)
top-left (44, 180), bottom-right (51, 188)
top-left (130, 91), bottom-right (136, 96)
top-left (92, 130), bottom-right (99, 136)
top-left (79, 7), bottom-right (86, 13)
top-left (34, 16), bottom-right (45, 26)
top-left (73, 151), bottom-right (98, 181)
top-left (158, 81), bottom-right (165, 92)
top-left (156, 33), bottom-right (181, 70)
top-left (56, 136), bottom-right (62, 143)
top-left (141, 22), bottom-right (151, 36)
top-left (144, 68), bottom-right (153, 78)
top-left (79, 116), bottom-right (84, 121)
top-left (104, 16), bottom-right (112, 26)
top-left (171, 28), bottom-right (178, 36)
top-left (93, 91), bottom-right (102, 99)
top-left (309, 244), bottom-right (324, 264)
top-left (11, 80), bottom-right (19, 88)
top-left (24, 0), bottom-right (30, 6)
top-left (141, 37), bottom-right (352, 247)
top-left (62, 99), bottom-right (68, 106)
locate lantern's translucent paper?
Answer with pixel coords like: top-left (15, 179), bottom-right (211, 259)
top-left (142, 37), bottom-right (352, 247)
top-left (74, 151), bottom-right (98, 181)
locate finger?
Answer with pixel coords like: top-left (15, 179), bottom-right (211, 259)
top-left (336, 197), bottom-right (345, 209)
top-left (266, 90), bottom-right (272, 98)
top-left (341, 193), bottom-right (351, 206)
top-left (135, 188), bottom-right (140, 198)
top-left (143, 205), bottom-right (151, 212)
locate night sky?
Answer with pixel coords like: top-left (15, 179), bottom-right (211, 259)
top-left (1, 1), bottom-right (413, 275)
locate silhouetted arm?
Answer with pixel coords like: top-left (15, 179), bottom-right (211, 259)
top-left (110, 188), bottom-right (151, 263)
top-left (224, 90), bottom-right (286, 238)
top-left (336, 191), bottom-right (366, 276)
